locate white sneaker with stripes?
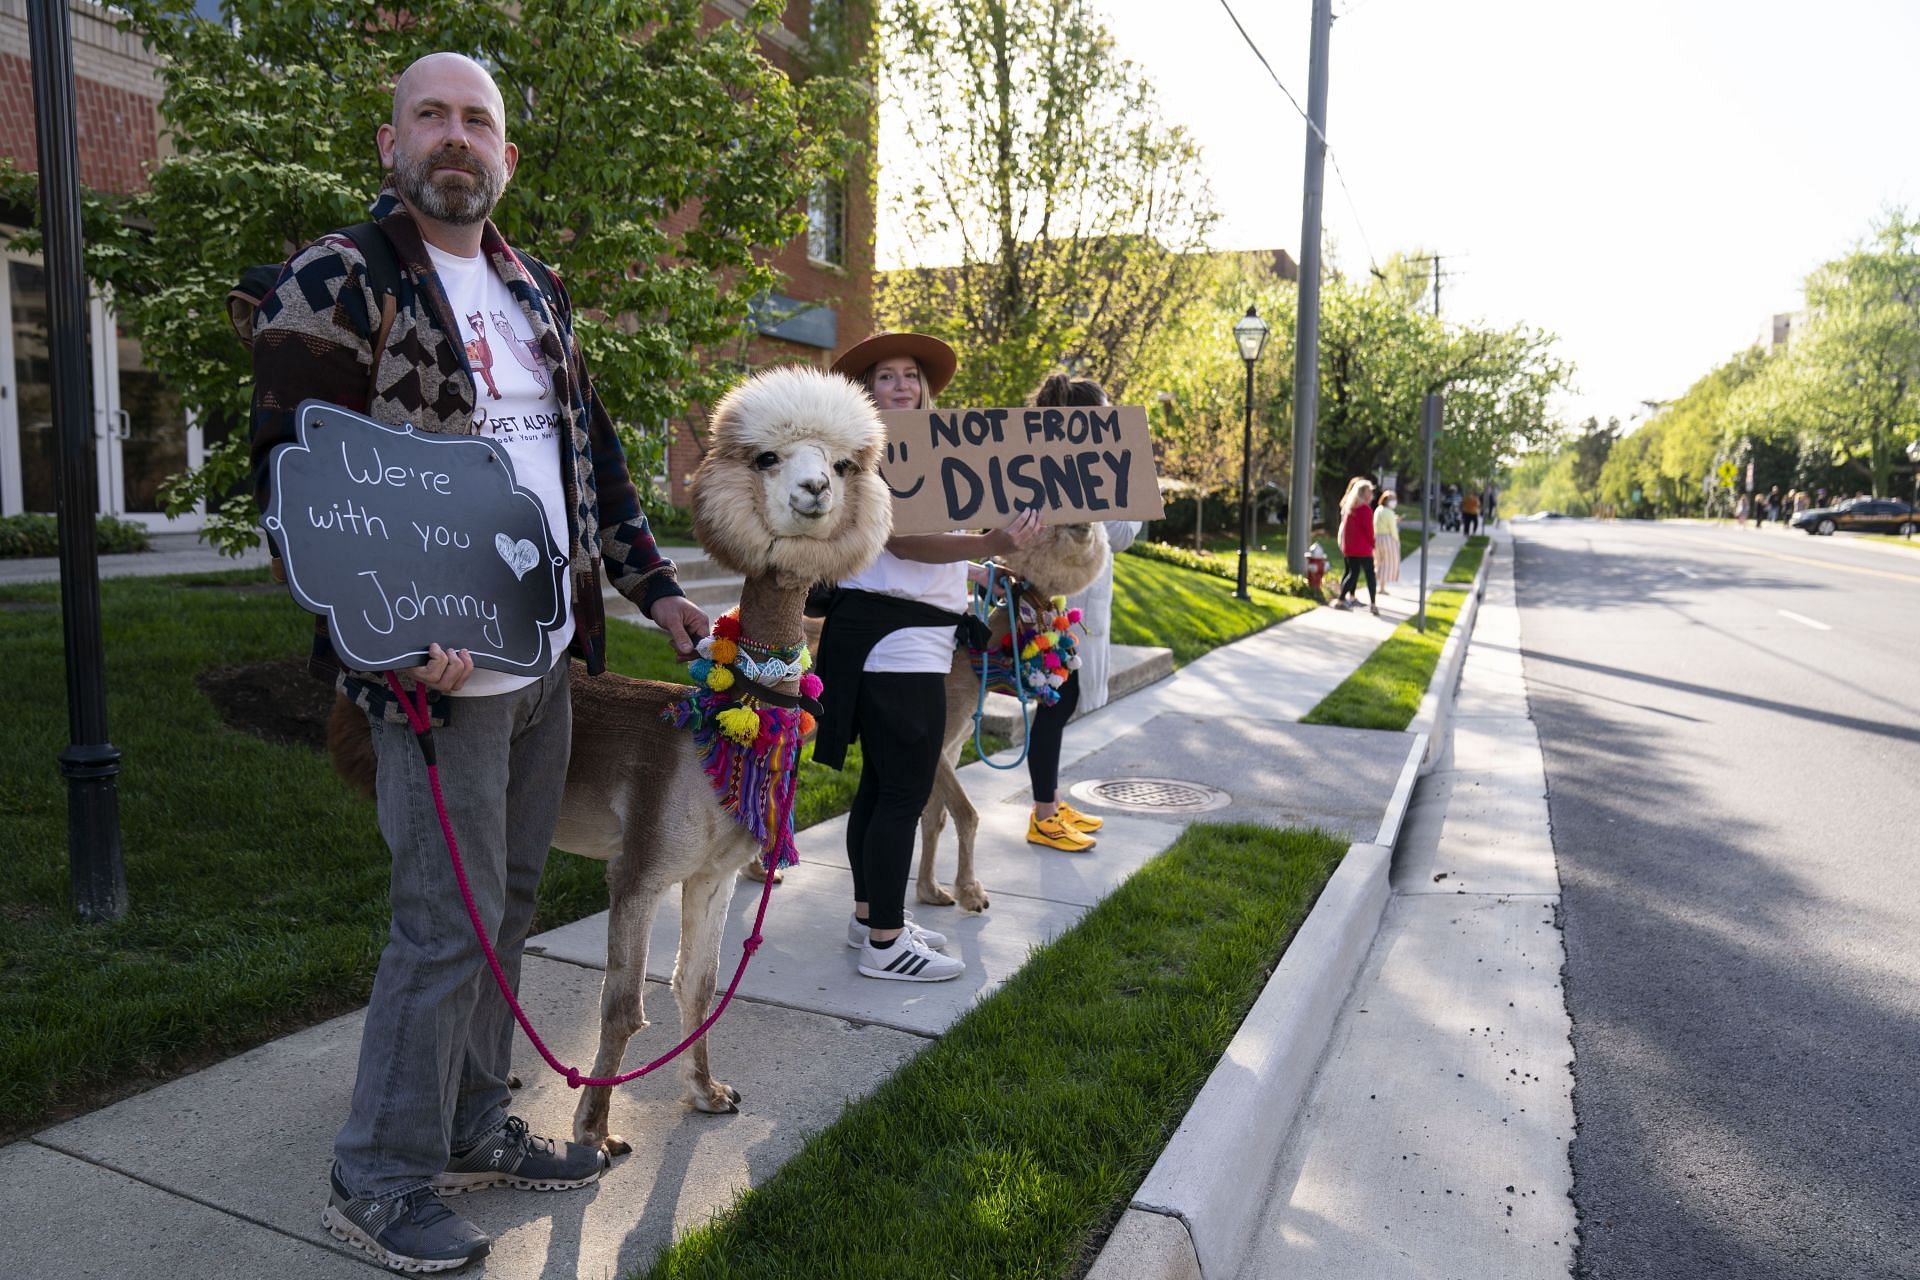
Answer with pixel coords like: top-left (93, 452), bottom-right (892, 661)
top-left (845, 911), bottom-right (948, 952)
top-left (858, 930), bottom-right (964, 982)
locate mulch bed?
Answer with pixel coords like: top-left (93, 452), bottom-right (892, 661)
top-left (196, 654), bottom-right (336, 752)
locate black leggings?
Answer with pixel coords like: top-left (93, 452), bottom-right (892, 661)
top-left (1025, 666), bottom-right (1082, 804)
top-left (845, 672), bottom-right (946, 930)
top-left (1340, 554), bottom-right (1377, 604)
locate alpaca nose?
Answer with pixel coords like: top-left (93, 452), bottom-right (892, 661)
top-left (799, 476), bottom-right (829, 497)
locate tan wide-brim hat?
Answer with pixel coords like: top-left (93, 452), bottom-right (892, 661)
top-left (829, 332), bottom-right (958, 398)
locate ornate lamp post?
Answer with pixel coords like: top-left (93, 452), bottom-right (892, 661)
top-left (1231, 305), bottom-right (1271, 600)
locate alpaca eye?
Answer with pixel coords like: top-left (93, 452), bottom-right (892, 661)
top-left (833, 459), bottom-right (854, 477)
top-left (754, 451), bottom-right (780, 470)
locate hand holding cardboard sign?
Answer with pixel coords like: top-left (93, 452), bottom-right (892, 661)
top-left (985, 507), bottom-right (1045, 557)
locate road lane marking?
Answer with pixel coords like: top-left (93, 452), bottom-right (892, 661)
top-left (1777, 609), bottom-right (1831, 631)
top-left (1656, 529), bottom-right (1920, 583)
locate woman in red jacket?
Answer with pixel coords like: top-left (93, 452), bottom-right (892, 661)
top-left (1334, 477), bottom-right (1379, 615)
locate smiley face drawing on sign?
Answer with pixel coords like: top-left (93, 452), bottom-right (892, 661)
top-left (877, 436), bottom-right (930, 502)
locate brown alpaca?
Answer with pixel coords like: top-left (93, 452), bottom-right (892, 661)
top-left (913, 523), bottom-right (1110, 912)
top-left (327, 365), bottom-right (891, 1156)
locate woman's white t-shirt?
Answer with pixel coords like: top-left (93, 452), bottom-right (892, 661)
top-left (840, 550), bottom-right (966, 673)
top-left (422, 242), bottom-right (575, 696)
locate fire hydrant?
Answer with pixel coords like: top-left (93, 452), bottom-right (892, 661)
top-left (1305, 542), bottom-right (1329, 595)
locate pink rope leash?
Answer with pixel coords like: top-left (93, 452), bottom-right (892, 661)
top-left (385, 673), bottom-right (775, 1090)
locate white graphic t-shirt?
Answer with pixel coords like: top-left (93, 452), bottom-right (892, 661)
top-left (423, 241), bottom-right (575, 696)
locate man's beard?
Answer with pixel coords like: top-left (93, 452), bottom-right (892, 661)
top-left (393, 145), bottom-right (504, 226)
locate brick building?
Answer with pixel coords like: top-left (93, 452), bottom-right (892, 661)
top-left (0, 0), bottom-right (872, 527)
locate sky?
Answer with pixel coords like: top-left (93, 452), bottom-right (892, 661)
top-left (879, 0), bottom-right (1920, 431)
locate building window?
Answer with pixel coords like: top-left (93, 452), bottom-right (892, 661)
top-left (808, 179), bottom-right (845, 269)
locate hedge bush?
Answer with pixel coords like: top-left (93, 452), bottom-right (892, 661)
top-left (0, 514), bottom-right (152, 558)
top-left (1126, 538), bottom-right (1321, 600)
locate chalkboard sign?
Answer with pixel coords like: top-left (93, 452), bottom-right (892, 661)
top-left (877, 405), bottom-right (1166, 536)
top-left (262, 400), bottom-right (569, 675)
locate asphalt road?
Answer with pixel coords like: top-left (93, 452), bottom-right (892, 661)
top-left (1510, 520), bottom-right (1920, 1280)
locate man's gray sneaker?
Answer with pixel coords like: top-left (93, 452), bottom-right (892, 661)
top-left (431, 1115), bottom-right (606, 1193)
top-left (322, 1166), bottom-right (490, 1274)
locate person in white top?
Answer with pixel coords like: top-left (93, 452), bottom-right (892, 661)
top-left (814, 333), bottom-right (1041, 982)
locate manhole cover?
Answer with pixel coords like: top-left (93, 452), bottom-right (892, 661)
top-left (1068, 777), bottom-right (1231, 814)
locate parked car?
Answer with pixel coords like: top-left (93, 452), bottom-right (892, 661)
top-left (1790, 497), bottom-right (1918, 536)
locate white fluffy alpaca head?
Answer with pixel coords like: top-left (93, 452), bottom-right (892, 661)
top-left (690, 366), bottom-right (892, 586)
top-left (999, 521), bottom-right (1110, 598)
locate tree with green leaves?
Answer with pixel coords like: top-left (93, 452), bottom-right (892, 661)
top-left (1314, 280), bottom-right (1568, 522)
top-left (0, 0), bottom-right (864, 553)
top-left (1742, 211), bottom-right (1920, 497)
top-left (874, 0), bottom-right (1215, 406)
top-left (1128, 251), bottom-right (1297, 543)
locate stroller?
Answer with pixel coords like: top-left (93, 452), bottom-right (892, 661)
top-left (1438, 487), bottom-right (1463, 532)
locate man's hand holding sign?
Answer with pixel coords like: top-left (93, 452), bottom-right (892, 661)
top-left (877, 403), bottom-right (1163, 536)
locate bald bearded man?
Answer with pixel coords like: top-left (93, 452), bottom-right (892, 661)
top-left (249, 53), bottom-right (707, 1273)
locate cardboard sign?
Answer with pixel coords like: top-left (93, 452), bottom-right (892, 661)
top-left (262, 400), bottom-right (570, 674)
top-left (876, 405), bottom-right (1164, 536)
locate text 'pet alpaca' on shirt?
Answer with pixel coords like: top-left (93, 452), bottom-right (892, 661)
top-left (492, 310), bottom-right (550, 395)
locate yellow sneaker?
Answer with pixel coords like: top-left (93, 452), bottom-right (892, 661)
top-left (1056, 800), bottom-right (1104, 833)
top-left (1028, 812), bottom-right (1096, 852)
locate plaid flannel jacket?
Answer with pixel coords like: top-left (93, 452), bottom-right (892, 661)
top-left (249, 189), bottom-right (682, 722)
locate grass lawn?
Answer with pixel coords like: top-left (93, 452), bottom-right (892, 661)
top-left (1445, 534), bottom-right (1490, 584)
top-left (1856, 533), bottom-right (1920, 550)
top-left (1196, 524), bottom-right (1427, 582)
top-left (1110, 553), bottom-right (1315, 665)
top-left (1301, 590), bottom-right (1465, 731)
top-left (2, 551), bottom-right (1296, 1134)
top-left (641, 822), bottom-right (1350, 1280)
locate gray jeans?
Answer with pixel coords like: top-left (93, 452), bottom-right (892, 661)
top-left (333, 661), bottom-right (571, 1199)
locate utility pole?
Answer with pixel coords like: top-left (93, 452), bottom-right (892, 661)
top-left (29, 0), bottom-right (126, 922)
top-left (1431, 254), bottom-right (1441, 318)
top-left (1285, 0), bottom-right (1333, 576)
top-left (1418, 394), bottom-right (1441, 634)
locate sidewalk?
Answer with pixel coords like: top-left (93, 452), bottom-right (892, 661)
top-left (1232, 526), bottom-right (1578, 1277)
top-left (6, 533), bottom-right (1466, 1279)
top-left (0, 531), bottom-right (270, 585)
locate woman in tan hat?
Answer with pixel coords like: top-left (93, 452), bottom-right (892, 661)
top-left (813, 333), bottom-right (1041, 983)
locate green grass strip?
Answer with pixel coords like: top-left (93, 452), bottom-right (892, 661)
top-left (1444, 534), bottom-right (1490, 584)
top-left (1301, 590), bottom-right (1465, 731)
top-left (641, 822), bottom-right (1350, 1280)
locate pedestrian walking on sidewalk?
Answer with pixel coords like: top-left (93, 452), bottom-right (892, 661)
top-left (1373, 490), bottom-right (1402, 595)
top-left (1020, 372), bottom-right (1138, 853)
top-left (249, 54), bottom-right (707, 1274)
top-left (1461, 489), bottom-right (1481, 536)
top-left (816, 333), bottom-right (1043, 982)
top-left (1333, 478), bottom-right (1379, 615)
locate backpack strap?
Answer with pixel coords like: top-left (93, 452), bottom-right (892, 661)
top-left (341, 221), bottom-right (401, 409)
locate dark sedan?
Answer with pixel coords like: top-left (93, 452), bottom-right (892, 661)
top-left (1790, 497), bottom-right (1918, 536)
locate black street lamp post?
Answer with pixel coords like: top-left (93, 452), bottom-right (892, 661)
top-left (29, 0), bottom-right (126, 921)
top-left (1232, 305), bottom-right (1271, 601)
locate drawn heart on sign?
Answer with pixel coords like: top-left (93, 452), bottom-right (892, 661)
top-left (495, 533), bottom-right (540, 581)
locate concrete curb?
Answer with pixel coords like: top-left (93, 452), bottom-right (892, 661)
top-left (1086, 546), bottom-right (1495, 1280)
top-left (1090, 840), bottom-right (1395, 1280)
top-left (1408, 537), bottom-right (1492, 776)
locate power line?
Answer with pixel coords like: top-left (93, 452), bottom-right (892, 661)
top-left (1215, 0), bottom-right (1378, 271)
